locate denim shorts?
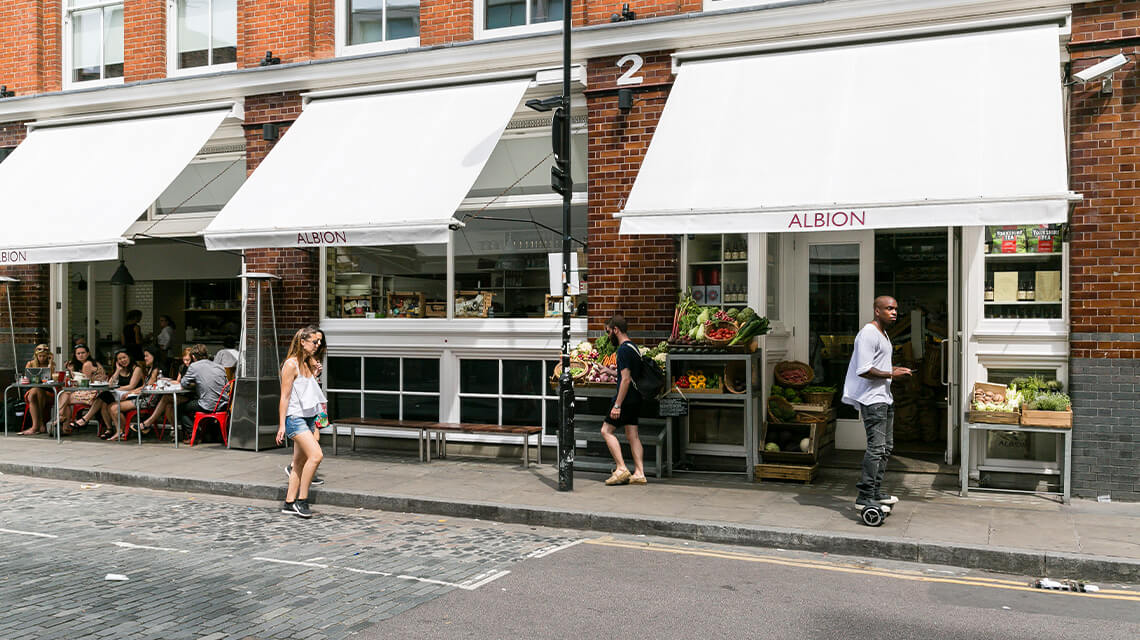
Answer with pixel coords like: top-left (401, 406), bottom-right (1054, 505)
top-left (284, 415), bottom-right (317, 439)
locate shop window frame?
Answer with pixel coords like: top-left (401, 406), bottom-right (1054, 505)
top-left (457, 358), bottom-right (558, 433)
top-left (150, 151), bottom-right (246, 220)
top-left (474, 0), bottom-right (561, 40)
top-left (166, 0), bottom-right (239, 78)
top-left (62, 0), bottom-right (126, 90)
top-left (325, 355), bottom-right (441, 422)
top-left (335, 0), bottom-right (422, 57)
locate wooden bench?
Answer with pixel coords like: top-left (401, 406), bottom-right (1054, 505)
top-left (331, 417), bottom-right (543, 467)
top-left (573, 415), bottom-right (671, 478)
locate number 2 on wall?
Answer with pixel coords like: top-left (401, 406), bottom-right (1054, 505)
top-left (616, 54), bottom-right (645, 86)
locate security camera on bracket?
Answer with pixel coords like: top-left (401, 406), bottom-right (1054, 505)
top-left (1072, 53), bottom-right (1129, 96)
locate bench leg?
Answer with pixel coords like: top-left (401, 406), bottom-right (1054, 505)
top-left (656, 440), bottom-right (663, 479)
top-left (521, 433), bottom-right (528, 468)
top-left (537, 433), bottom-right (541, 466)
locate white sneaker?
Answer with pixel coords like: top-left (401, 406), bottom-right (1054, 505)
top-left (875, 494), bottom-right (900, 505)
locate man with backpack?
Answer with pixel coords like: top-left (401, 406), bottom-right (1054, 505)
top-left (601, 313), bottom-right (648, 486)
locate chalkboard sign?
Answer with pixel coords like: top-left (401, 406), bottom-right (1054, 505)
top-left (658, 395), bottom-right (689, 417)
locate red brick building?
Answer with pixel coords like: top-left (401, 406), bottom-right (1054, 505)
top-left (0, 0), bottom-right (1134, 499)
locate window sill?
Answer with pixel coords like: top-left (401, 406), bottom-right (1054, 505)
top-left (336, 37), bottom-right (421, 58)
top-left (62, 76), bottom-right (125, 91)
top-left (474, 21), bottom-right (561, 41)
top-left (167, 63), bottom-right (238, 79)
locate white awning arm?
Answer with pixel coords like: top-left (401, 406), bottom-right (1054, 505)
top-left (28, 99), bottom-right (243, 131)
top-left (670, 9), bottom-right (1070, 73)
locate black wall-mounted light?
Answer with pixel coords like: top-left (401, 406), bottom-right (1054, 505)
top-left (610, 3), bottom-right (636, 22)
top-left (262, 123), bottom-right (280, 141)
top-left (0, 86), bottom-right (15, 98)
top-left (617, 88), bottom-right (634, 113)
top-left (110, 260), bottom-right (135, 286)
top-left (259, 51), bottom-right (281, 66)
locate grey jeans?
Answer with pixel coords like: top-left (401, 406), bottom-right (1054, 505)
top-left (856, 402), bottom-right (894, 502)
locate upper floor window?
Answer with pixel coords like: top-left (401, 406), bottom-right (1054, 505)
top-left (66, 0), bottom-right (124, 86)
top-left (338, 0), bottom-right (420, 56)
top-left (478, 0), bottom-right (561, 38)
top-left (170, 0), bottom-right (237, 74)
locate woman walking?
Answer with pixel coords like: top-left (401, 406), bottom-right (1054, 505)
top-left (276, 326), bottom-right (327, 519)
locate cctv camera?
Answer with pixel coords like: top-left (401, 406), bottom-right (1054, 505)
top-left (1074, 53), bottom-right (1129, 83)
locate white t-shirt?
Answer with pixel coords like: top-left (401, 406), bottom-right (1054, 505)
top-left (841, 323), bottom-right (894, 407)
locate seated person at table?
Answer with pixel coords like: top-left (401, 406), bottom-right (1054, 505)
top-left (213, 336), bottom-right (240, 373)
top-left (71, 349), bottom-right (142, 441)
top-left (110, 345), bottom-right (164, 436)
top-left (18, 344), bottom-right (55, 436)
top-left (179, 344), bottom-right (229, 440)
top-left (141, 346), bottom-right (193, 434)
top-left (55, 343), bottom-right (107, 435)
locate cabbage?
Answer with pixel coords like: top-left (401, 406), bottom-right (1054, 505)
top-left (800, 438), bottom-right (811, 452)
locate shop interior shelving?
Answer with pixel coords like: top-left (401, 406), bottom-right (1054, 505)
top-left (684, 233), bottom-right (750, 307)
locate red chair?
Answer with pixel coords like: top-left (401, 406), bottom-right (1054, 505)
top-left (123, 407), bottom-right (171, 442)
top-left (188, 380), bottom-right (235, 447)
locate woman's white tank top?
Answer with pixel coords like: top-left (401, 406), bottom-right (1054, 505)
top-left (286, 358), bottom-right (327, 417)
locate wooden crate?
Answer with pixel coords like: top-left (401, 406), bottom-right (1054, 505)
top-left (1020, 408), bottom-right (1072, 428)
top-left (386, 291), bottom-right (424, 318)
top-left (755, 463), bottom-right (819, 483)
top-left (761, 419), bottom-right (834, 462)
top-left (456, 291), bottom-right (494, 318)
top-left (966, 410), bottom-right (1020, 425)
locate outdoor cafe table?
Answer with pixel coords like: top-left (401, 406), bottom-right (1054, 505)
top-left (127, 387), bottom-right (190, 447)
top-left (3, 381), bottom-right (64, 443)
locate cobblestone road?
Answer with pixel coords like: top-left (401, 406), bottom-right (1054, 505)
top-left (0, 475), bottom-right (582, 640)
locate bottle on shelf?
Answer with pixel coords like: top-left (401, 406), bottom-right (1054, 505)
top-left (984, 275), bottom-right (995, 302)
top-left (1017, 274), bottom-right (1027, 301)
top-left (1026, 274), bottom-right (1036, 301)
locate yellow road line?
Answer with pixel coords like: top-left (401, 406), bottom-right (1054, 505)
top-left (583, 538), bottom-right (1140, 602)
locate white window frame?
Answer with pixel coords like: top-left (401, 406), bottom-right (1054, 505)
top-left (474, 0), bottom-right (561, 40)
top-left (702, 0), bottom-right (767, 12)
top-left (151, 150), bottom-right (245, 220)
top-left (457, 357), bottom-right (559, 434)
top-left (62, 0), bottom-right (126, 90)
top-left (166, 0), bottom-right (239, 78)
top-left (335, 0), bottom-right (421, 57)
top-left (326, 355), bottom-right (442, 422)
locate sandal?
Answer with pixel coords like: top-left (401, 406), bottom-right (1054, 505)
top-left (106, 434), bottom-right (123, 441)
top-left (605, 468), bottom-right (632, 486)
top-left (629, 475), bottom-right (648, 485)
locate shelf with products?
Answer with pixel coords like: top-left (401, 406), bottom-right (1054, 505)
top-left (982, 224), bottom-right (1064, 320)
top-left (685, 233), bottom-right (750, 307)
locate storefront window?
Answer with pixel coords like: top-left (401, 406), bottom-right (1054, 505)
top-left (459, 359), bottom-right (559, 433)
top-left (983, 224), bottom-right (1064, 320)
top-left (454, 206), bottom-right (586, 319)
top-left (485, 0), bottom-right (560, 29)
top-left (327, 356), bottom-right (440, 421)
top-left (326, 245), bottom-right (446, 318)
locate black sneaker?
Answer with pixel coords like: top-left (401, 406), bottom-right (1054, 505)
top-left (286, 464), bottom-right (324, 486)
top-left (281, 501), bottom-right (295, 514)
top-left (290, 499), bottom-right (312, 519)
top-left (875, 494), bottom-right (900, 505)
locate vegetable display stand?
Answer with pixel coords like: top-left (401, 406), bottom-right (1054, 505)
top-left (961, 421), bottom-right (1072, 504)
top-left (965, 410), bottom-right (1020, 425)
top-left (667, 351), bottom-right (763, 473)
top-left (1020, 408), bottom-right (1072, 428)
top-left (755, 462), bottom-right (819, 483)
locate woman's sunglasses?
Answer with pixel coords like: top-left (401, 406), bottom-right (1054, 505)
top-left (35, 346), bottom-right (50, 353)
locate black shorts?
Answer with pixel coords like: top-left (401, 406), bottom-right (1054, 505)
top-left (604, 397), bottom-right (641, 428)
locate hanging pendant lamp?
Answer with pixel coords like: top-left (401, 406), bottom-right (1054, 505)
top-left (110, 260), bottom-right (134, 286)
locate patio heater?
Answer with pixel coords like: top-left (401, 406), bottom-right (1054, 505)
top-left (227, 271), bottom-right (282, 450)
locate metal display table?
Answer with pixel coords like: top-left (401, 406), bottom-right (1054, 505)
top-left (4, 382), bottom-right (63, 442)
top-left (960, 421), bottom-right (1072, 504)
top-left (667, 350), bottom-right (762, 473)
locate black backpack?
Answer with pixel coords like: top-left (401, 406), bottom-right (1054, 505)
top-left (621, 342), bottom-right (667, 400)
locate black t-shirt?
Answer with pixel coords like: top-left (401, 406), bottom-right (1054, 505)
top-left (614, 341), bottom-right (642, 403)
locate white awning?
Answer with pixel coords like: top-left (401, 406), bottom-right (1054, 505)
top-left (203, 79), bottom-right (530, 250)
top-left (0, 109), bottom-right (231, 265)
top-left (619, 25), bottom-right (1074, 234)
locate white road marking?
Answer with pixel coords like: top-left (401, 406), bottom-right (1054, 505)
top-left (525, 538), bottom-right (586, 559)
top-left (0, 527), bottom-right (58, 539)
top-left (255, 557), bottom-right (511, 591)
top-left (305, 556), bottom-right (326, 562)
top-left (253, 557), bottom-right (329, 568)
top-left (113, 542), bottom-right (188, 553)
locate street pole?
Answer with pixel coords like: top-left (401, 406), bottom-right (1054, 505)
top-left (557, 0), bottom-right (574, 492)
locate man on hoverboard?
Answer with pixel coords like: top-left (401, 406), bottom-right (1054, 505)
top-left (842, 296), bottom-right (913, 519)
